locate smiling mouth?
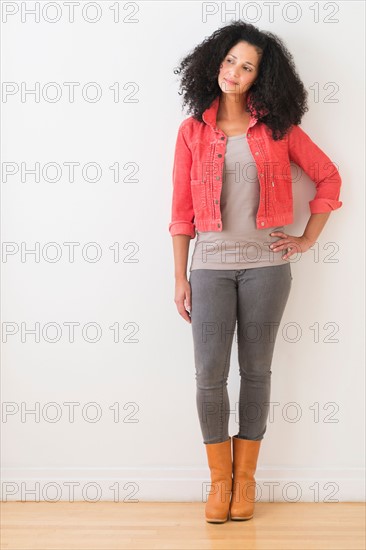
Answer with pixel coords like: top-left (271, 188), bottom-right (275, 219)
top-left (224, 78), bottom-right (238, 85)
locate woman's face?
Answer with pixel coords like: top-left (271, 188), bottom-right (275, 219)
top-left (218, 40), bottom-right (261, 97)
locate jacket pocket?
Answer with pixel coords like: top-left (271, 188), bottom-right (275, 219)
top-left (190, 179), bottom-right (207, 211)
top-left (272, 175), bottom-right (293, 203)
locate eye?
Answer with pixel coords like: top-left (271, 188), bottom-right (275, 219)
top-left (225, 58), bottom-right (252, 71)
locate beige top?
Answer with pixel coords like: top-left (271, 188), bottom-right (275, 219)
top-left (189, 132), bottom-right (289, 271)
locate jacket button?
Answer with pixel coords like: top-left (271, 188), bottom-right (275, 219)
top-left (218, 223), bottom-right (221, 228)
top-left (220, 136), bottom-right (225, 140)
top-left (272, 181), bottom-right (275, 186)
top-left (215, 200), bottom-right (219, 204)
top-left (247, 133), bottom-right (251, 137)
top-left (255, 152), bottom-right (259, 155)
top-left (216, 176), bottom-right (220, 180)
top-left (218, 154), bottom-right (222, 158)
top-left (261, 221), bottom-right (265, 226)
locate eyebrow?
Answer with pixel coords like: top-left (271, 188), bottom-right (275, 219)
top-left (227, 54), bottom-right (255, 67)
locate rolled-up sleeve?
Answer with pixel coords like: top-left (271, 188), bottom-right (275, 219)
top-left (168, 121), bottom-right (196, 239)
top-left (288, 124), bottom-right (343, 213)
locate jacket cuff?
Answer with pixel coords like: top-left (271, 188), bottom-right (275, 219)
top-left (169, 221), bottom-right (196, 239)
top-left (309, 198), bottom-right (343, 213)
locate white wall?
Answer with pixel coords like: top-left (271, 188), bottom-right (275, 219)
top-left (1, 1), bottom-right (364, 502)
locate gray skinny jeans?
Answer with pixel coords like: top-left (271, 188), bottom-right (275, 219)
top-left (188, 263), bottom-right (292, 444)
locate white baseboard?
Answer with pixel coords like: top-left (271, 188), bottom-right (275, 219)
top-left (1, 467), bottom-right (365, 502)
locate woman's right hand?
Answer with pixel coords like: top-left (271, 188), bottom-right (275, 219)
top-left (174, 276), bottom-right (192, 324)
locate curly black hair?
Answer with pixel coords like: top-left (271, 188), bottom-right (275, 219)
top-left (174, 20), bottom-right (308, 140)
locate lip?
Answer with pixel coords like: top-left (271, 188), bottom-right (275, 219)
top-left (224, 78), bottom-right (238, 85)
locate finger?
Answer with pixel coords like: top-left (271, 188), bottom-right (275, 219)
top-left (270, 232), bottom-right (288, 238)
top-left (178, 304), bottom-right (191, 323)
top-left (282, 247), bottom-right (293, 260)
top-left (184, 296), bottom-right (191, 312)
top-left (270, 241), bottom-right (289, 251)
top-left (272, 237), bottom-right (298, 251)
top-left (182, 311), bottom-right (191, 323)
top-left (283, 242), bottom-right (301, 255)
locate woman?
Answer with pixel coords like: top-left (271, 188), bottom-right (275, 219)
top-left (169, 21), bottom-right (342, 524)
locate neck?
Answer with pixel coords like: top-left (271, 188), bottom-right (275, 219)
top-left (217, 93), bottom-right (249, 121)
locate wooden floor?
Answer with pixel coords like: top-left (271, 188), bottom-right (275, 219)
top-left (0, 502), bottom-right (365, 549)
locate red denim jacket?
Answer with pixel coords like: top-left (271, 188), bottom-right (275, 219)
top-left (168, 95), bottom-right (343, 239)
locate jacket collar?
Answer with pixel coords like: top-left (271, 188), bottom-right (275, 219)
top-left (202, 94), bottom-right (266, 131)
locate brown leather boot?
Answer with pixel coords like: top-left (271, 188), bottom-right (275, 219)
top-left (230, 436), bottom-right (262, 521)
top-left (204, 437), bottom-right (233, 523)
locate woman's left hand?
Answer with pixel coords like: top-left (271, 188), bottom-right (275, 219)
top-left (269, 232), bottom-right (314, 260)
